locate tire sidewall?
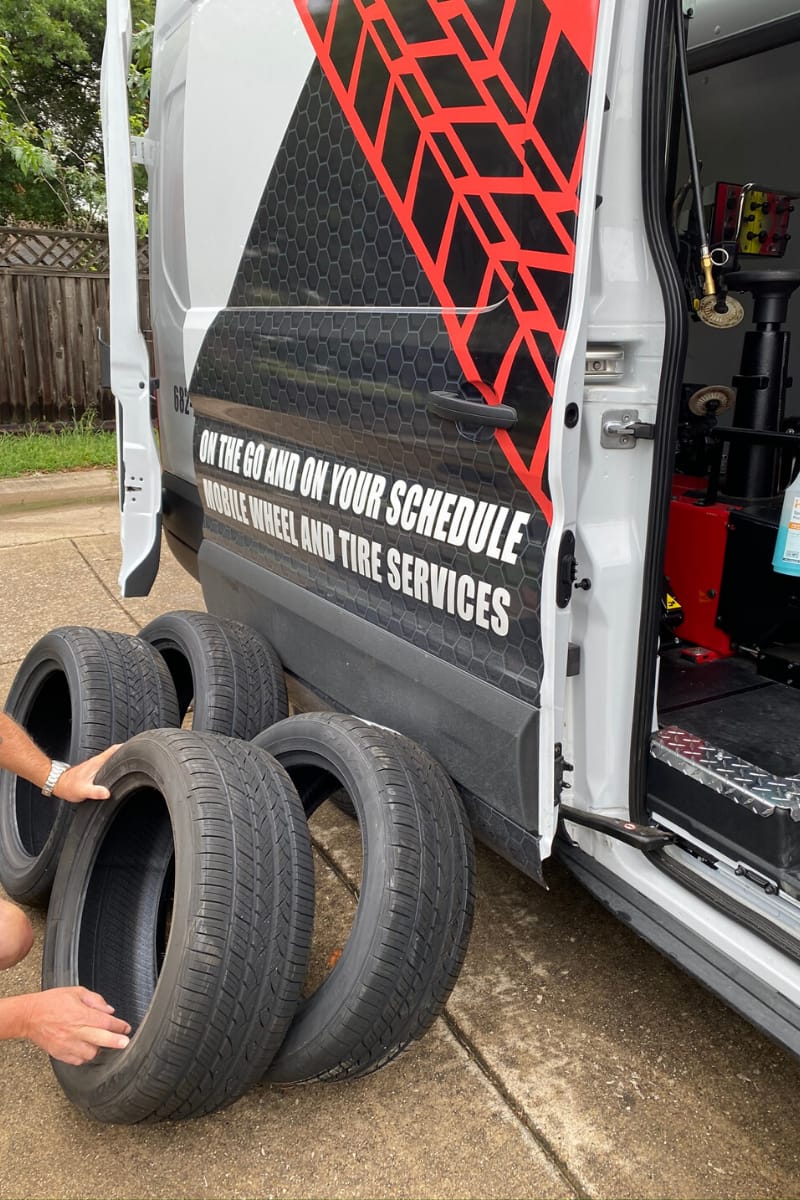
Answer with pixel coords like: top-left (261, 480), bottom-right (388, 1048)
top-left (142, 621), bottom-right (213, 727)
top-left (44, 740), bottom-right (199, 1111)
top-left (0, 635), bottom-right (87, 896)
top-left (140, 611), bottom-right (288, 737)
top-left (254, 718), bottom-right (405, 1047)
top-left (0, 628), bottom-right (179, 906)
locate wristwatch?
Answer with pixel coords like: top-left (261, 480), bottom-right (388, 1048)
top-left (42, 760), bottom-right (70, 797)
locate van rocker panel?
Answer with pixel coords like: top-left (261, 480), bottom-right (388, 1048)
top-left (558, 841), bottom-right (800, 1061)
top-left (199, 538), bottom-right (542, 845)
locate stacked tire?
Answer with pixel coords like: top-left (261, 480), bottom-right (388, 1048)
top-left (138, 610), bottom-right (288, 737)
top-left (253, 713), bottom-right (475, 1085)
top-left (42, 729), bottom-right (315, 1123)
top-left (0, 626), bottom-right (179, 906)
top-left (4, 613), bottom-right (475, 1123)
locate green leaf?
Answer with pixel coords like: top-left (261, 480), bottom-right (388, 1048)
top-left (0, 1), bottom-right (155, 228)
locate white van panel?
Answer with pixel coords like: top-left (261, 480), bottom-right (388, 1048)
top-left (182, 0), bottom-right (315, 381)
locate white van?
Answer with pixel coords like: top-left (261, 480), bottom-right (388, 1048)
top-left (104, 0), bottom-right (800, 1057)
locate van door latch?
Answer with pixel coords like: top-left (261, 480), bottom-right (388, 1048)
top-left (585, 344), bottom-right (624, 383)
top-left (601, 409), bottom-right (655, 448)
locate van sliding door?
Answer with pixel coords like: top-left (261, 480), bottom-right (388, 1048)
top-left (191, 0), bottom-right (612, 870)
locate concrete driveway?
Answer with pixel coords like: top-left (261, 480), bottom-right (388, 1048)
top-left (0, 470), bottom-right (799, 1200)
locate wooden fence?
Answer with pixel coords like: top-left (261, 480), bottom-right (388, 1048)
top-left (0, 226), bottom-right (150, 430)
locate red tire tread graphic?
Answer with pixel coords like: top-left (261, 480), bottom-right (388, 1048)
top-left (293, 0), bottom-right (599, 523)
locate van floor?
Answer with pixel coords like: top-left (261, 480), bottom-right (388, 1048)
top-left (658, 650), bottom-right (800, 778)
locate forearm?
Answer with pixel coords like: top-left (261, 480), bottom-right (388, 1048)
top-left (0, 712), bottom-right (51, 790)
top-left (0, 993), bottom-right (30, 1042)
top-left (0, 713), bottom-right (120, 803)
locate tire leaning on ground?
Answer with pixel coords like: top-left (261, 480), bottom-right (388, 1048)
top-left (42, 729), bottom-right (315, 1124)
top-left (253, 712), bottom-right (476, 1084)
top-left (0, 626), bottom-right (179, 907)
top-left (139, 610), bottom-right (289, 737)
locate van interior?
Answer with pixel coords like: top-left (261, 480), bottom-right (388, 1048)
top-left (647, 26), bottom-right (800, 923)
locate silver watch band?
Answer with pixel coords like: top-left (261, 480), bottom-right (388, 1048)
top-left (42, 760), bottom-right (70, 797)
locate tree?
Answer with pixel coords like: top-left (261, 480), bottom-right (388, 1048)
top-left (0, 0), bottom-right (154, 230)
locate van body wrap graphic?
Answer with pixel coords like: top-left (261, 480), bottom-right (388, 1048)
top-left (190, 0), bottom-right (598, 711)
top-left (292, 0), bottom-right (598, 520)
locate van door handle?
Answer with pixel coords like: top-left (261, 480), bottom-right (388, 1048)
top-left (427, 390), bottom-right (518, 429)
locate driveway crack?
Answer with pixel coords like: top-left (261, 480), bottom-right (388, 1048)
top-left (309, 832), bottom-right (588, 1200)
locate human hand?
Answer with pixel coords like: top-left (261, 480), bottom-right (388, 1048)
top-left (53, 745), bottom-right (122, 803)
top-left (20, 986), bottom-right (131, 1065)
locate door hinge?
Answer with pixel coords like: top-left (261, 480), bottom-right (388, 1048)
top-left (556, 530), bottom-right (576, 608)
top-left (554, 743), bottom-right (574, 804)
top-left (556, 531), bottom-right (591, 607)
top-left (601, 409), bottom-right (656, 448)
top-left (130, 135), bottom-right (157, 168)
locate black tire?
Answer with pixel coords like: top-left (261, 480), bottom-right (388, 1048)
top-left (0, 627), bottom-right (179, 907)
top-left (328, 789), bottom-right (356, 818)
top-left (42, 729), bottom-right (315, 1124)
top-left (139, 610), bottom-right (288, 736)
top-left (253, 712), bottom-right (475, 1084)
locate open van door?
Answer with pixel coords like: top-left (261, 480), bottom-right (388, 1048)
top-left (504, 0), bottom-right (617, 860)
top-left (178, 0), bottom-right (616, 877)
top-left (101, 0), bottom-right (161, 597)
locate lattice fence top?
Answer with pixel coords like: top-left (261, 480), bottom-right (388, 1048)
top-left (0, 226), bottom-right (148, 275)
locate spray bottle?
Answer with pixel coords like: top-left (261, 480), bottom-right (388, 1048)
top-left (772, 469), bottom-right (800, 576)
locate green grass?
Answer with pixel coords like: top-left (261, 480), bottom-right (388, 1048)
top-left (0, 412), bottom-right (117, 478)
